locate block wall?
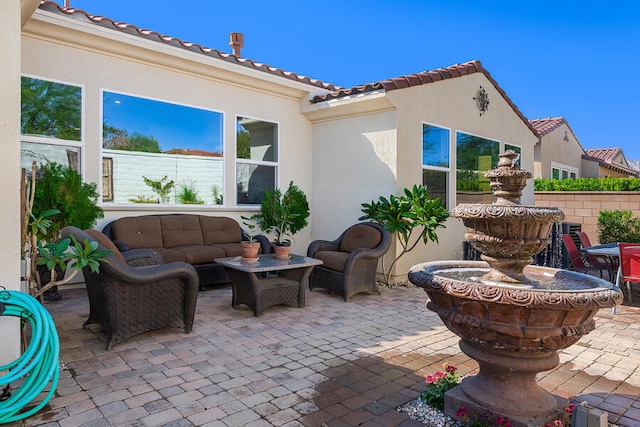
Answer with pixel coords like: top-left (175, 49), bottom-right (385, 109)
top-left (535, 192), bottom-right (640, 245)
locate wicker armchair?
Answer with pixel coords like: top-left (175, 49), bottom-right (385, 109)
top-left (61, 226), bottom-right (200, 349)
top-left (307, 222), bottom-right (391, 302)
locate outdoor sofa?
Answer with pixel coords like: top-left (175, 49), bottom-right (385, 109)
top-left (102, 214), bottom-right (270, 289)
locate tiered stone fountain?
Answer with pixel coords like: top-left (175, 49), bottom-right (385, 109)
top-left (408, 151), bottom-right (622, 427)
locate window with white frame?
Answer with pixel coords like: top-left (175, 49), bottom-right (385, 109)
top-left (236, 116), bottom-right (278, 205)
top-left (422, 123), bottom-right (450, 208)
top-left (551, 162), bottom-right (578, 180)
top-left (20, 76), bottom-right (83, 172)
top-left (102, 91), bottom-right (224, 205)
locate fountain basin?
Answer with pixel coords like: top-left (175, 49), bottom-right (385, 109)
top-left (409, 260), bottom-right (622, 352)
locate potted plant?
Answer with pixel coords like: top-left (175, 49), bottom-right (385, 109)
top-left (254, 181), bottom-right (310, 259)
top-left (240, 215), bottom-right (261, 261)
top-left (25, 161), bottom-right (104, 300)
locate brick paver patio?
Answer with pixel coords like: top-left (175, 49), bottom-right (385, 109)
top-left (5, 282), bottom-right (640, 426)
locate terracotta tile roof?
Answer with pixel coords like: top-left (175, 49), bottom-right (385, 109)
top-left (529, 117), bottom-right (566, 136)
top-left (583, 147), bottom-right (639, 177)
top-left (310, 60), bottom-right (538, 137)
top-left (585, 148), bottom-right (623, 165)
top-left (37, 1), bottom-right (341, 92)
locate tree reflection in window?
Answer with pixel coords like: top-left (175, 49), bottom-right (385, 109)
top-left (20, 77), bottom-right (82, 171)
top-left (102, 92), bottom-right (223, 205)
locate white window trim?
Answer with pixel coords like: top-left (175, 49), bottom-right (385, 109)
top-left (20, 74), bottom-right (85, 176)
top-left (99, 88), bottom-right (226, 207)
top-left (235, 114), bottom-right (280, 206)
top-left (421, 122), bottom-right (452, 209)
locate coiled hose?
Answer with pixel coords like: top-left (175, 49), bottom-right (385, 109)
top-left (0, 288), bottom-right (60, 423)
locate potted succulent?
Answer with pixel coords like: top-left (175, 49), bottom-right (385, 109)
top-left (240, 215), bottom-right (261, 262)
top-left (24, 161), bottom-right (105, 300)
top-left (254, 181), bottom-right (310, 259)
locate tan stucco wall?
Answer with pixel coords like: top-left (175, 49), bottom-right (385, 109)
top-left (22, 10), bottom-right (319, 255)
top-left (534, 123), bottom-right (584, 179)
top-left (535, 191), bottom-right (640, 245)
top-left (307, 73), bottom-right (538, 280)
top-left (0, 1), bottom-right (23, 365)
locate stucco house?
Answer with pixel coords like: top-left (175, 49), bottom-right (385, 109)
top-left (2, 1), bottom-right (540, 362)
top-left (583, 148), bottom-right (638, 178)
top-left (530, 117), bottom-right (638, 179)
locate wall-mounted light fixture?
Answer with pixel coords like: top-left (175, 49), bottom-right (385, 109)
top-left (473, 86), bottom-right (490, 116)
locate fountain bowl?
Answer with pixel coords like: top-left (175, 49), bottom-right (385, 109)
top-left (408, 260), bottom-right (622, 352)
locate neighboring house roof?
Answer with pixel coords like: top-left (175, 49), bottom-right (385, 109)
top-left (583, 148), bottom-right (639, 177)
top-left (529, 117), bottom-right (566, 136)
top-left (37, 1), bottom-right (341, 92)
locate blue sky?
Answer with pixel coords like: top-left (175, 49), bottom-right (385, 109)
top-left (72, 0), bottom-right (640, 159)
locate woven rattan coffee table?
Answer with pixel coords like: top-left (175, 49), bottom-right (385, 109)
top-left (215, 254), bottom-right (323, 316)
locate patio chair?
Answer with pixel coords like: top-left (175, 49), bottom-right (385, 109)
top-left (307, 222), bottom-right (391, 302)
top-left (617, 243), bottom-right (640, 305)
top-left (61, 226), bottom-right (200, 349)
top-left (576, 231), bottom-right (619, 271)
top-left (561, 234), bottom-right (611, 279)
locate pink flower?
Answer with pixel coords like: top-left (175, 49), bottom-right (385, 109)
top-left (495, 416), bottom-right (512, 426)
top-left (565, 403), bottom-right (576, 414)
top-left (456, 407), bottom-right (468, 417)
top-left (553, 420), bottom-right (563, 427)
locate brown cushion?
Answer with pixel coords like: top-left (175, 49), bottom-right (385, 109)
top-left (111, 216), bottom-right (163, 249)
top-left (84, 229), bottom-right (125, 262)
top-left (212, 243), bottom-right (247, 257)
top-left (170, 245), bottom-right (226, 264)
top-left (153, 248), bottom-right (187, 263)
top-left (199, 216), bottom-right (242, 245)
top-left (340, 224), bottom-right (382, 253)
top-left (160, 215), bottom-right (204, 248)
top-left (314, 251), bottom-right (349, 272)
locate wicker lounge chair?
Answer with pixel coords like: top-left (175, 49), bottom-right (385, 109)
top-left (307, 222), bottom-right (391, 302)
top-left (61, 226), bottom-right (200, 349)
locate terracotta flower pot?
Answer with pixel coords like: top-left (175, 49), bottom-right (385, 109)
top-left (274, 244), bottom-right (291, 260)
top-left (241, 241), bottom-right (260, 261)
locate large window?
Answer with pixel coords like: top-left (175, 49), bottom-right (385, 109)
top-left (422, 124), bottom-right (450, 208)
top-left (102, 92), bottom-right (223, 205)
top-left (456, 132), bottom-right (500, 204)
top-left (236, 117), bottom-right (278, 205)
top-left (20, 76), bottom-right (82, 171)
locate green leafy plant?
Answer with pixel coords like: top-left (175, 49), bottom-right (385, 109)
top-left (211, 184), bottom-right (223, 205)
top-left (534, 177), bottom-right (640, 192)
top-left (241, 215), bottom-right (260, 243)
top-left (254, 181), bottom-right (310, 245)
top-left (142, 175), bottom-right (175, 204)
top-left (22, 161), bottom-right (107, 299)
top-left (597, 210), bottom-right (640, 244)
top-left (34, 235), bottom-right (112, 299)
top-left (128, 195), bottom-right (158, 203)
top-left (420, 362), bottom-right (463, 411)
top-left (32, 162), bottom-right (104, 242)
top-left (177, 179), bottom-right (204, 204)
top-left (359, 184), bottom-right (449, 285)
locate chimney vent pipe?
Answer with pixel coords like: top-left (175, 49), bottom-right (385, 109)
top-left (229, 32), bottom-right (244, 57)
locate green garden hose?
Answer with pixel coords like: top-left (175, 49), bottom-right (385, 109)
top-left (0, 288), bottom-right (60, 423)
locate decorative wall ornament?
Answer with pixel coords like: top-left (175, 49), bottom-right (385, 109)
top-left (473, 85), bottom-right (490, 115)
